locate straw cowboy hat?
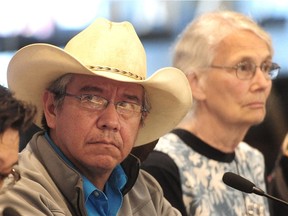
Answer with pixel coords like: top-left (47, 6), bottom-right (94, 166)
top-left (7, 18), bottom-right (192, 147)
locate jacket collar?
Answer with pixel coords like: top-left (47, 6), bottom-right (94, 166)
top-left (30, 131), bottom-right (141, 197)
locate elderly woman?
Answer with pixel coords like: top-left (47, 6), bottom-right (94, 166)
top-left (142, 10), bottom-right (280, 216)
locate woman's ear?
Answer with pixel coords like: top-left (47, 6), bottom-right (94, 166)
top-left (187, 72), bottom-right (206, 100)
top-left (42, 91), bottom-right (57, 129)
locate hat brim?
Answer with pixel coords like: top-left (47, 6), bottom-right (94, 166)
top-left (8, 44), bottom-right (192, 146)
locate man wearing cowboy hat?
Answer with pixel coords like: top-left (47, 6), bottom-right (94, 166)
top-left (0, 18), bottom-right (192, 215)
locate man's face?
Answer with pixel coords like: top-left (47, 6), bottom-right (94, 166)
top-left (0, 128), bottom-right (19, 189)
top-left (44, 74), bottom-right (144, 181)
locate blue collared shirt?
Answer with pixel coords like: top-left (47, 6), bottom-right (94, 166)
top-left (45, 133), bottom-right (127, 216)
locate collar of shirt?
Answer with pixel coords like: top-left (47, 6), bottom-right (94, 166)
top-left (83, 165), bottom-right (127, 216)
top-left (44, 132), bottom-right (128, 215)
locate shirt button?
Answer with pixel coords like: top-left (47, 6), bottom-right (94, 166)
top-left (94, 191), bottom-right (99, 197)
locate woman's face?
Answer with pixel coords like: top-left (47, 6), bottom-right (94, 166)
top-left (199, 30), bottom-right (272, 128)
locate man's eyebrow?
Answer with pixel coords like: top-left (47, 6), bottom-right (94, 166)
top-left (79, 86), bottom-right (103, 93)
top-left (123, 93), bottom-right (142, 103)
top-left (78, 86), bottom-right (142, 102)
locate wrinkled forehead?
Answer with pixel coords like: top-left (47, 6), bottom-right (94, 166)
top-left (213, 30), bottom-right (271, 62)
top-left (67, 73), bottom-right (145, 94)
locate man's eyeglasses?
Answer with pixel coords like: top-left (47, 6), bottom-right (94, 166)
top-left (0, 167), bottom-right (21, 194)
top-left (210, 61), bottom-right (280, 80)
top-left (63, 93), bottom-right (147, 118)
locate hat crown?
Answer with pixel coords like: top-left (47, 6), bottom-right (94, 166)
top-left (7, 18), bottom-right (192, 147)
top-left (64, 18), bottom-right (147, 80)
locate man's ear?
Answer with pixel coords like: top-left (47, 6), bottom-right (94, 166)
top-left (187, 72), bottom-right (206, 100)
top-left (43, 91), bottom-right (57, 129)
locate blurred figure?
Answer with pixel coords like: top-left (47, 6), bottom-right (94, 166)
top-left (268, 133), bottom-right (288, 216)
top-left (0, 85), bottom-right (36, 191)
top-left (0, 18), bottom-right (192, 215)
top-left (142, 10), bottom-right (280, 216)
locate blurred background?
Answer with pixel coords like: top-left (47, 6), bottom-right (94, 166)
top-left (1, 0), bottom-right (288, 175)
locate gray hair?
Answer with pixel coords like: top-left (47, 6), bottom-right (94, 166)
top-left (172, 10), bottom-right (273, 75)
top-left (41, 74), bottom-right (73, 131)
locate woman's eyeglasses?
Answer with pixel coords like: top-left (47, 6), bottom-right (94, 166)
top-left (211, 61), bottom-right (280, 80)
